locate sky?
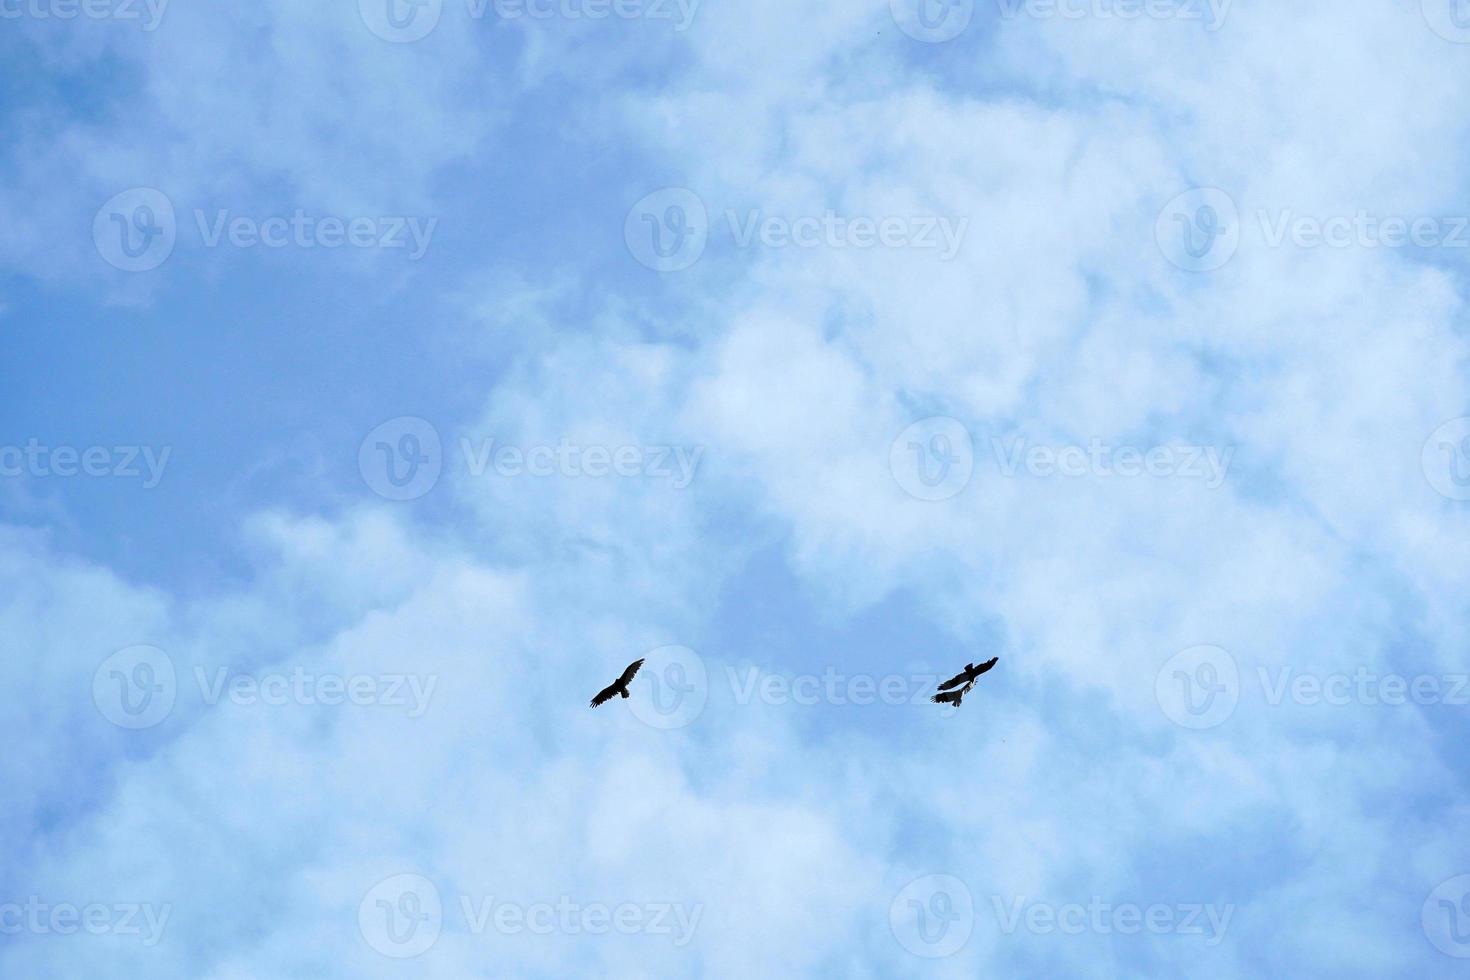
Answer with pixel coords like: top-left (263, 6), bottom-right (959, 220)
top-left (3, 0), bottom-right (1470, 975)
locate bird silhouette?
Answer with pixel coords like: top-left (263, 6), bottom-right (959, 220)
top-left (932, 657), bottom-right (998, 706)
top-left (590, 659), bottom-right (645, 708)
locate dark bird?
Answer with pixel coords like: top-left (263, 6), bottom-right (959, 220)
top-left (932, 657), bottom-right (998, 706)
top-left (590, 659), bottom-right (645, 708)
top-left (937, 657), bottom-right (998, 693)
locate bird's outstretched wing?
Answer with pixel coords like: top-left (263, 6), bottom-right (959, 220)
top-left (590, 682), bottom-right (622, 708)
top-left (932, 688), bottom-right (964, 705)
top-left (973, 656), bottom-right (999, 676)
top-left (938, 669), bottom-right (971, 692)
top-left (617, 659), bottom-right (646, 687)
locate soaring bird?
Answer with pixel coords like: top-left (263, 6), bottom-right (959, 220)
top-left (937, 657), bottom-right (998, 693)
top-left (590, 659), bottom-right (645, 708)
top-left (932, 678), bottom-right (976, 706)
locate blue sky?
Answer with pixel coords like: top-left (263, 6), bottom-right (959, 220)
top-left (4, 0), bottom-right (1470, 975)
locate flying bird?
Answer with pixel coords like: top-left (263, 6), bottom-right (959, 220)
top-left (932, 657), bottom-right (998, 707)
top-left (590, 659), bottom-right (645, 708)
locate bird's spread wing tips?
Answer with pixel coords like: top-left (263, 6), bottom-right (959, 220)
top-left (618, 659), bottom-right (646, 685)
